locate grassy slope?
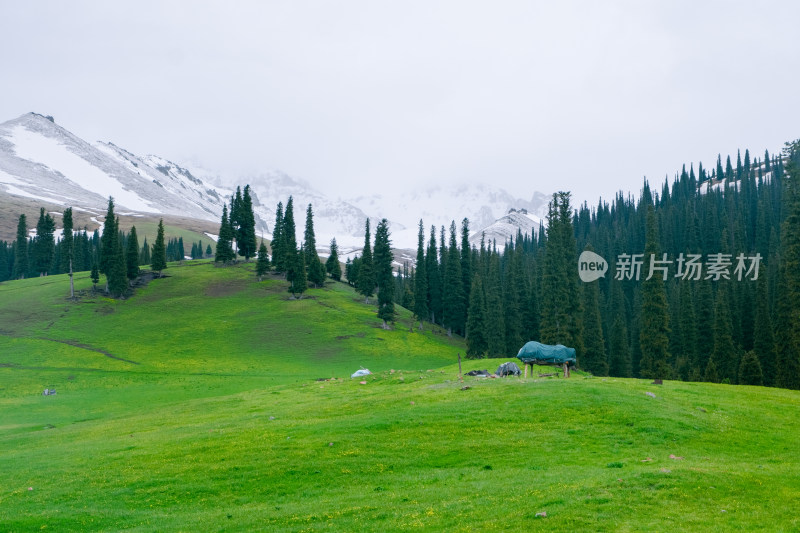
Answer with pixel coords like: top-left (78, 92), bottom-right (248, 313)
top-left (121, 221), bottom-right (217, 259)
top-left (0, 262), bottom-right (799, 532)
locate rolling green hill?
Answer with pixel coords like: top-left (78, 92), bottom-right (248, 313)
top-left (1, 262), bottom-right (798, 531)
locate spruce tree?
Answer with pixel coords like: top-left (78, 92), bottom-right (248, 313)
top-left (539, 192), bottom-right (583, 352)
top-left (289, 246), bottom-right (308, 298)
top-left (326, 238), bottom-right (342, 281)
top-left (214, 205), bottom-right (235, 263)
top-left (60, 207), bottom-right (74, 274)
top-left (99, 198), bottom-right (117, 286)
top-left (346, 256), bottom-right (357, 286)
top-left (466, 275), bottom-right (488, 358)
top-left (140, 237), bottom-right (151, 266)
top-left (711, 285), bottom-right (738, 383)
top-left (374, 219), bottom-right (395, 326)
top-left (775, 141), bottom-right (800, 389)
top-left (677, 281), bottom-right (698, 380)
top-left (609, 314), bottom-right (632, 377)
top-left (238, 185), bottom-right (257, 260)
top-left (151, 219), bottom-right (167, 277)
top-left (443, 221), bottom-right (465, 336)
top-left (695, 279), bottom-right (715, 373)
top-left (426, 225), bottom-right (443, 324)
top-left (90, 258), bottom-right (99, 290)
top-left (502, 245), bottom-right (524, 353)
top-left (256, 242), bottom-right (269, 281)
top-left (753, 275), bottom-right (777, 386)
top-left (13, 214), bottom-right (27, 279)
top-left (581, 252), bottom-right (608, 376)
top-left (485, 253), bottom-right (506, 357)
top-left (738, 350), bottom-right (764, 386)
top-left (704, 355), bottom-right (720, 383)
top-left (283, 198), bottom-right (303, 291)
top-left (283, 197), bottom-right (298, 275)
top-left (639, 205), bottom-right (671, 379)
top-left (356, 219), bottom-right (375, 304)
top-left (304, 204), bottom-right (326, 287)
top-left (522, 264), bottom-right (540, 342)
top-left (61, 207), bottom-right (75, 297)
top-left (413, 220), bottom-right (429, 329)
top-left (460, 218), bottom-right (472, 323)
top-left (107, 217), bottom-right (128, 297)
top-left (126, 226), bottom-right (140, 283)
top-left (271, 202), bottom-right (285, 273)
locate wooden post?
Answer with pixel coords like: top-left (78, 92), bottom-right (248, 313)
top-left (524, 363), bottom-right (528, 379)
top-left (458, 353), bottom-right (462, 381)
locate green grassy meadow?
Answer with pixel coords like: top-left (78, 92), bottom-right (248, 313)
top-left (1, 262), bottom-right (799, 531)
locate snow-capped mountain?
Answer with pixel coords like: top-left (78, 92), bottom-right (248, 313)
top-left (348, 185), bottom-right (550, 250)
top-left (469, 207), bottom-right (543, 248)
top-left (241, 171), bottom-right (382, 251)
top-left (0, 112), bottom-right (550, 255)
top-left (0, 113), bottom-right (234, 223)
top-left (0, 113), bottom-right (386, 250)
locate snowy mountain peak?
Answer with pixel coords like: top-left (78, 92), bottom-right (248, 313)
top-left (1, 112), bottom-right (551, 253)
top-left (469, 207), bottom-right (543, 248)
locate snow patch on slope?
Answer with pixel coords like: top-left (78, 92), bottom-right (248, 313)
top-left (10, 125), bottom-right (158, 212)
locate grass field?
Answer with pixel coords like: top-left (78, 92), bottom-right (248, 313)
top-left (1, 262), bottom-right (799, 531)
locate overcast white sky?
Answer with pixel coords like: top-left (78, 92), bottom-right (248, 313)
top-left (2, 1), bottom-right (799, 207)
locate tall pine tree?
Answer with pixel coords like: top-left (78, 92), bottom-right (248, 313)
top-left (413, 220), bottom-right (429, 329)
top-left (271, 201), bottom-right (285, 273)
top-left (289, 245), bottom-right (308, 298)
top-left (14, 214), bottom-right (28, 279)
top-left (126, 225), bottom-right (140, 283)
top-left (443, 221), bottom-right (465, 336)
top-left (466, 275), bottom-right (488, 358)
top-left (33, 208), bottom-right (55, 276)
top-left (374, 219), bottom-right (395, 327)
top-left (60, 207), bottom-right (74, 274)
top-left (710, 284), bottom-right (738, 383)
top-left (237, 185), bottom-right (257, 260)
top-left (99, 198), bottom-right (118, 289)
top-left (485, 252), bottom-right (506, 357)
top-left (61, 207), bottom-right (75, 297)
top-left (151, 219), bottom-right (167, 277)
top-left (753, 275), bottom-right (777, 386)
top-left (214, 205), bottom-right (235, 263)
top-left (107, 217), bottom-right (128, 297)
top-left (256, 241), bottom-right (269, 281)
top-left (581, 247), bottom-right (608, 375)
top-left (356, 219), bottom-right (375, 304)
top-left (775, 140), bottom-right (800, 390)
top-left (639, 205), bottom-right (671, 379)
top-left (426, 225), bottom-right (443, 324)
top-left (304, 204), bottom-right (326, 288)
top-left (326, 238), bottom-right (342, 281)
top-left (539, 192), bottom-right (583, 352)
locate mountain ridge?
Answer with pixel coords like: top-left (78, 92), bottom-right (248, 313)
top-left (0, 112), bottom-right (548, 250)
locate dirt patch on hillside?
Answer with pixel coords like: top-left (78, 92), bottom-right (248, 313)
top-left (335, 332), bottom-right (367, 340)
top-left (205, 279), bottom-right (249, 297)
top-left (130, 271), bottom-right (164, 289)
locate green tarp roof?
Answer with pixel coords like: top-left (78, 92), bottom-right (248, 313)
top-left (516, 341), bottom-right (576, 366)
